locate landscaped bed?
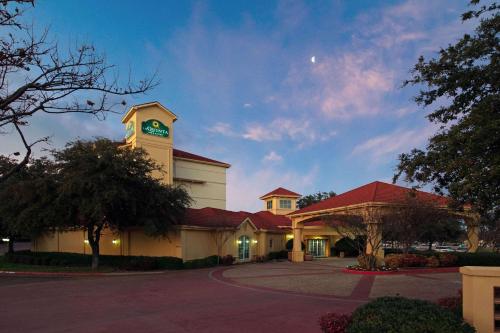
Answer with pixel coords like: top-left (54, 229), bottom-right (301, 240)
top-left (342, 252), bottom-right (500, 274)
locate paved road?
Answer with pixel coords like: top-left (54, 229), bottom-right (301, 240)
top-left (0, 259), bottom-right (461, 333)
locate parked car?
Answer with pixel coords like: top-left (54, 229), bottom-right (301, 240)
top-left (434, 245), bottom-right (455, 252)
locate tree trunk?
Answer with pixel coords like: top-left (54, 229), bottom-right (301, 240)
top-left (88, 225), bottom-right (102, 270)
top-left (7, 237), bottom-right (14, 253)
top-left (428, 241), bottom-right (432, 251)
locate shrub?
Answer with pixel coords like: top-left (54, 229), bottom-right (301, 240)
top-left (319, 313), bottom-right (352, 333)
top-left (426, 256), bottom-right (440, 267)
top-left (384, 254), bottom-right (403, 269)
top-left (285, 239), bottom-right (305, 251)
top-left (401, 254), bottom-right (427, 267)
top-left (438, 253), bottom-right (458, 267)
top-left (4, 250), bottom-right (184, 270)
top-left (333, 237), bottom-right (363, 257)
top-left (268, 250), bottom-right (288, 260)
top-left (183, 255), bottom-right (220, 269)
top-left (220, 254), bottom-right (235, 266)
top-left (455, 252), bottom-right (500, 266)
top-left (347, 297), bottom-right (475, 333)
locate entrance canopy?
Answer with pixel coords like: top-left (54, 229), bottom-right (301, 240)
top-left (287, 181), bottom-right (478, 262)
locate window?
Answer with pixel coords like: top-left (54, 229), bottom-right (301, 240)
top-left (267, 200), bottom-right (272, 209)
top-left (279, 199), bottom-right (292, 209)
top-left (269, 239), bottom-right (273, 248)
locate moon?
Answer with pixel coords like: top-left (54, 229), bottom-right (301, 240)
top-left (311, 56), bottom-right (316, 63)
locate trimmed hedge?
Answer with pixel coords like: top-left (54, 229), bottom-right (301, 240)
top-left (5, 250), bottom-right (183, 270)
top-left (268, 250), bottom-right (288, 260)
top-left (455, 252), bottom-right (500, 266)
top-left (183, 255), bottom-right (220, 269)
top-left (346, 297), bottom-right (475, 333)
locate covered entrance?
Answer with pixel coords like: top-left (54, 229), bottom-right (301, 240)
top-left (307, 239), bottom-right (327, 257)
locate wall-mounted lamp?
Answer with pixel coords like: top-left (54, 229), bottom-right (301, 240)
top-left (236, 240), bottom-right (242, 244)
top-left (252, 240), bottom-right (258, 244)
top-left (84, 240), bottom-right (89, 244)
top-left (112, 239), bottom-right (120, 245)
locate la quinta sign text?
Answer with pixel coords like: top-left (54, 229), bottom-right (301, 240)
top-left (141, 119), bottom-right (169, 138)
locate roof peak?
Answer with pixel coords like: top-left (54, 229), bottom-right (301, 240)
top-left (259, 187), bottom-right (301, 199)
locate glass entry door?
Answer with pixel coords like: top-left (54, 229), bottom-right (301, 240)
top-left (238, 236), bottom-right (250, 261)
top-left (308, 239), bottom-right (326, 257)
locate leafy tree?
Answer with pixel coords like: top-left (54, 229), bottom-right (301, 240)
top-left (36, 139), bottom-right (190, 269)
top-left (0, 155), bottom-right (57, 252)
top-left (383, 194), bottom-right (463, 252)
top-left (297, 191), bottom-right (336, 209)
top-left (394, 1), bottom-right (500, 223)
top-left (0, 0), bottom-right (157, 183)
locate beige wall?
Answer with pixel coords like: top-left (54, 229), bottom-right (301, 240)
top-left (173, 158), bottom-right (227, 209)
top-left (33, 228), bottom-right (181, 258)
top-left (460, 266), bottom-right (500, 333)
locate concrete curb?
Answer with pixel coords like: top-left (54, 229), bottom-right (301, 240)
top-left (342, 266), bottom-right (459, 275)
top-left (0, 269), bottom-right (177, 278)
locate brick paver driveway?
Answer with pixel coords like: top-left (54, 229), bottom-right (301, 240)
top-left (0, 258), bottom-right (461, 333)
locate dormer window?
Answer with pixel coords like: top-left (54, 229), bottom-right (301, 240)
top-left (267, 200), bottom-right (273, 209)
top-left (279, 199), bottom-right (292, 209)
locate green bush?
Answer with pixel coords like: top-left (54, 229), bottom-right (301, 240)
top-left (346, 297), bottom-right (475, 333)
top-left (268, 250), bottom-right (288, 260)
top-left (4, 250), bottom-right (183, 270)
top-left (285, 239), bottom-right (305, 251)
top-left (455, 252), bottom-right (500, 266)
top-left (183, 255), bottom-right (220, 269)
top-left (332, 237), bottom-right (364, 257)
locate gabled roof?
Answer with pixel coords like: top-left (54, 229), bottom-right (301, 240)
top-left (173, 148), bottom-right (230, 168)
top-left (291, 181), bottom-right (449, 215)
top-left (121, 101), bottom-right (178, 124)
top-left (260, 187), bottom-right (301, 200)
top-left (181, 207), bottom-right (291, 231)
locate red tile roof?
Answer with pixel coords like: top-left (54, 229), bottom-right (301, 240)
top-left (292, 181), bottom-right (449, 215)
top-left (259, 187), bottom-right (301, 199)
top-left (173, 148), bottom-right (230, 168)
top-left (181, 207), bottom-right (291, 231)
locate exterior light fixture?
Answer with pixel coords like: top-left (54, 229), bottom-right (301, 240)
top-left (112, 239), bottom-right (120, 245)
top-left (2, 238), bottom-right (10, 242)
top-left (84, 240), bottom-right (89, 244)
top-left (285, 234), bottom-right (293, 240)
top-left (236, 240), bottom-right (242, 244)
top-left (252, 240), bottom-right (258, 244)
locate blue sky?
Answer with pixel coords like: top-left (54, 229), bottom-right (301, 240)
top-left (2, 0), bottom-right (479, 211)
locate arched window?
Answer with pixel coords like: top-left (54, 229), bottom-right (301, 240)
top-left (238, 235), bottom-right (250, 261)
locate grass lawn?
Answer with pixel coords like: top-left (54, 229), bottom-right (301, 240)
top-left (0, 256), bottom-right (116, 273)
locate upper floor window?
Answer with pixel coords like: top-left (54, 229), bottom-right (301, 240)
top-left (267, 200), bottom-right (273, 209)
top-left (279, 199), bottom-right (292, 209)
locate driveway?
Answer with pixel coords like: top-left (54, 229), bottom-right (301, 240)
top-left (0, 258), bottom-right (461, 333)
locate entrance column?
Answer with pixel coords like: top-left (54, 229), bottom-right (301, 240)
top-left (466, 215), bottom-right (480, 253)
top-left (291, 224), bottom-right (304, 262)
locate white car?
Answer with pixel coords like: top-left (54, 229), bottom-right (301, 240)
top-left (434, 245), bottom-right (455, 252)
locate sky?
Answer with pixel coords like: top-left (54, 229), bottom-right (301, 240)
top-left (1, 0), bottom-right (480, 211)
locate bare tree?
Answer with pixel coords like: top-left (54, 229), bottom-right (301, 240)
top-left (325, 214), bottom-right (385, 271)
top-left (0, 0), bottom-right (157, 182)
top-left (211, 227), bottom-right (234, 264)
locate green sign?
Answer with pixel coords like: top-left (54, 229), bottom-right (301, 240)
top-left (141, 119), bottom-right (169, 138)
top-left (125, 121), bottom-right (135, 139)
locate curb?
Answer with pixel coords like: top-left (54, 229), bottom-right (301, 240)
top-left (0, 269), bottom-right (175, 278)
top-left (342, 267), bottom-right (460, 275)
